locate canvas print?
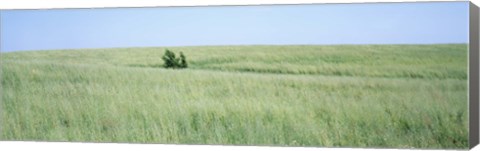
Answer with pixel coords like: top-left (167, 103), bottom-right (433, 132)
top-left (0, 2), bottom-right (470, 149)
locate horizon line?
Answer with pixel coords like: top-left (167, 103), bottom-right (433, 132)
top-left (1, 42), bottom-right (468, 53)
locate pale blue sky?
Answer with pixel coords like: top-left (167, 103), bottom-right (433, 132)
top-left (0, 2), bottom-right (469, 52)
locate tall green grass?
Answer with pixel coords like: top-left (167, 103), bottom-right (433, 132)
top-left (1, 44), bottom-right (468, 149)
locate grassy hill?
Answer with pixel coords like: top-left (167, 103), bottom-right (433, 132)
top-left (1, 44), bottom-right (469, 149)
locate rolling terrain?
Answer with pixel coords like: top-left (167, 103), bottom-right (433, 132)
top-left (1, 44), bottom-right (469, 149)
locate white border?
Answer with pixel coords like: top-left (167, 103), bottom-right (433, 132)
top-left (0, 141), bottom-right (464, 151)
top-left (0, 0), bottom-right (477, 151)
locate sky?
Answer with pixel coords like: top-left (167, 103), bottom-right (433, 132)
top-left (0, 2), bottom-right (469, 52)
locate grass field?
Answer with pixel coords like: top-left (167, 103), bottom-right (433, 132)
top-left (1, 44), bottom-right (469, 149)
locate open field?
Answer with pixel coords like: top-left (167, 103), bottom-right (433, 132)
top-left (1, 44), bottom-right (468, 149)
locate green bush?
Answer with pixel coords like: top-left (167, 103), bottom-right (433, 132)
top-left (162, 49), bottom-right (187, 69)
top-left (179, 52), bottom-right (188, 68)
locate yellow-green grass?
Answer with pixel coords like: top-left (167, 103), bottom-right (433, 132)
top-left (1, 44), bottom-right (468, 149)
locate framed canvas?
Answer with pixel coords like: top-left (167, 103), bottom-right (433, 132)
top-left (1, 0), bottom-right (479, 150)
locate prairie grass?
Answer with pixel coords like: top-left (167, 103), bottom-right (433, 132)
top-left (1, 44), bottom-right (468, 149)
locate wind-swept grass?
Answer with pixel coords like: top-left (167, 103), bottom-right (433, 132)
top-left (1, 44), bottom-right (468, 149)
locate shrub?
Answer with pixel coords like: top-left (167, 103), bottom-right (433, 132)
top-left (162, 49), bottom-right (188, 69)
top-left (179, 52), bottom-right (188, 68)
top-left (162, 49), bottom-right (178, 68)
